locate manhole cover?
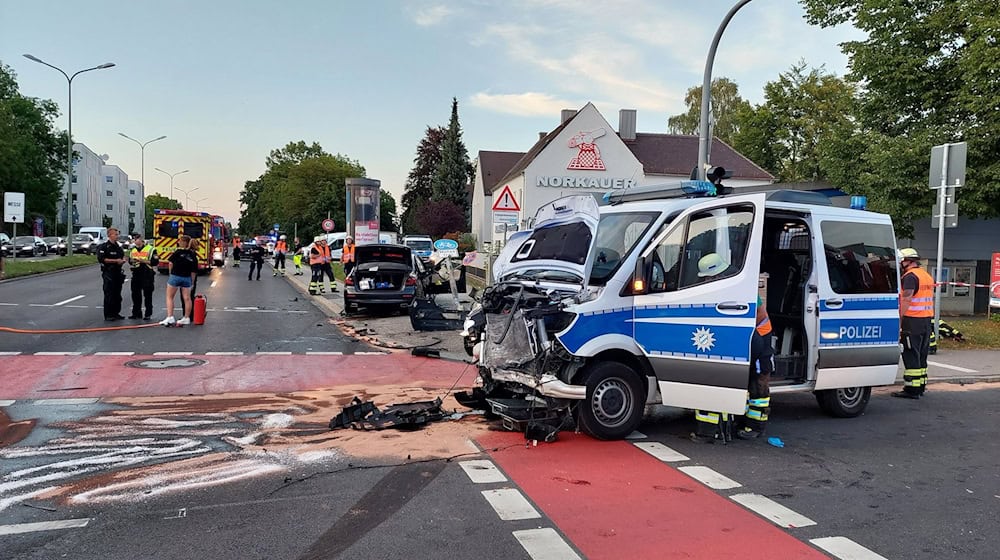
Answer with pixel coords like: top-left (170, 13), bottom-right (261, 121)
top-left (126, 358), bottom-right (206, 369)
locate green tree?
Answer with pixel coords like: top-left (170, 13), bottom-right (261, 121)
top-left (735, 62), bottom-right (858, 183)
top-left (0, 62), bottom-right (65, 235)
top-left (144, 193), bottom-right (182, 237)
top-left (667, 77), bottom-right (750, 145)
top-left (400, 126), bottom-right (445, 234)
top-left (102, 215), bottom-right (112, 228)
top-left (802, 0), bottom-right (1000, 228)
top-left (238, 141), bottom-right (365, 241)
top-left (430, 98), bottom-right (473, 227)
top-left (379, 190), bottom-right (398, 232)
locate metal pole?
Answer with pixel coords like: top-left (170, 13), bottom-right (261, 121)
top-left (697, 0), bottom-right (752, 181)
top-left (933, 144), bottom-right (949, 344)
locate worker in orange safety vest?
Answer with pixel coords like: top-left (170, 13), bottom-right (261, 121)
top-left (895, 248), bottom-right (934, 399)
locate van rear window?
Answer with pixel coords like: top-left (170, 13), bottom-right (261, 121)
top-left (158, 222), bottom-right (179, 239)
top-left (820, 221), bottom-right (898, 294)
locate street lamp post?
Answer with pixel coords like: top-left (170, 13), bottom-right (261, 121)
top-left (696, 0), bottom-right (752, 181)
top-left (193, 197), bottom-right (209, 212)
top-left (154, 167), bottom-right (190, 201)
top-left (118, 133), bottom-right (166, 204)
top-left (176, 187), bottom-right (199, 210)
top-left (23, 54), bottom-right (115, 251)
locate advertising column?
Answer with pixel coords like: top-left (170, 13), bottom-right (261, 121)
top-left (990, 252), bottom-right (1000, 312)
top-left (345, 178), bottom-right (380, 245)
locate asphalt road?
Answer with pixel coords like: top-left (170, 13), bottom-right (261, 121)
top-left (0, 263), bottom-right (366, 355)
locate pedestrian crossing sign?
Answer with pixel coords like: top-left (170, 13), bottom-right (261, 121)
top-left (492, 185), bottom-right (520, 211)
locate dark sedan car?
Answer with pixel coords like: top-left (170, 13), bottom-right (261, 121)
top-left (343, 244), bottom-right (417, 315)
top-left (43, 236), bottom-right (68, 255)
top-left (70, 233), bottom-right (97, 254)
top-left (4, 236), bottom-right (47, 257)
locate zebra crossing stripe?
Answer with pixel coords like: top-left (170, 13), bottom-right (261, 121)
top-left (810, 537), bottom-right (888, 559)
top-left (459, 460), bottom-right (507, 483)
top-left (678, 466), bottom-right (742, 490)
top-left (0, 518), bottom-right (91, 536)
top-left (633, 442), bottom-right (689, 462)
top-left (0, 400), bottom-right (15, 407)
top-left (729, 493), bottom-right (816, 528)
top-left (513, 528), bottom-right (582, 560)
top-left (481, 488), bottom-right (540, 520)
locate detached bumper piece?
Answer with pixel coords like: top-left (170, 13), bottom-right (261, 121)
top-left (329, 396), bottom-right (448, 431)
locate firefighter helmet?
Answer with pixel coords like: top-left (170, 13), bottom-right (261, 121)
top-left (898, 247), bottom-right (920, 260)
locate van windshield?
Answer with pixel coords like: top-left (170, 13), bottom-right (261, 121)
top-left (406, 240), bottom-right (432, 251)
top-left (589, 211), bottom-right (659, 285)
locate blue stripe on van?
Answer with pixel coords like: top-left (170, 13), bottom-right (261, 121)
top-left (818, 317), bottom-right (900, 346)
top-left (557, 308), bottom-right (633, 354)
top-left (820, 297), bottom-right (899, 312)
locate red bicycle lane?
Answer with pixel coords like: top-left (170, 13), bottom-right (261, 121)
top-left (481, 431), bottom-right (829, 560)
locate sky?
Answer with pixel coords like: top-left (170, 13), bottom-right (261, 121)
top-left (1, 0), bottom-right (863, 228)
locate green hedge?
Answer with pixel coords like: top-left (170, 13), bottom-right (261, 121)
top-left (1, 254), bottom-right (96, 279)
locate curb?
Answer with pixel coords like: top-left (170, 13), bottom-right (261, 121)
top-left (927, 375), bottom-right (1000, 385)
top-left (274, 262), bottom-right (344, 317)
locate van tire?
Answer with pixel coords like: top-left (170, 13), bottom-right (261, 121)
top-left (815, 387), bottom-right (871, 418)
top-left (577, 361), bottom-right (644, 440)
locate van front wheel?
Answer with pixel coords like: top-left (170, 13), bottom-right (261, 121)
top-left (577, 361), bottom-right (644, 440)
top-left (815, 386), bottom-right (871, 418)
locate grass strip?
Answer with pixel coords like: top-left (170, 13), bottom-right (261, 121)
top-left (1, 254), bottom-right (96, 279)
top-left (938, 318), bottom-right (1000, 350)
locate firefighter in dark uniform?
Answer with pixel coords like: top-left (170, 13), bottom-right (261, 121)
top-left (895, 248), bottom-right (934, 399)
top-left (96, 227), bottom-right (126, 321)
top-left (127, 233), bottom-right (158, 320)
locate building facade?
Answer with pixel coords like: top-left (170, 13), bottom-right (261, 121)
top-left (101, 164), bottom-right (130, 232)
top-left (471, 103), bottom-right (774, 246)
top-left (127, 179), bottom-right (145, 235)
top-left (62, 143), bottom-right (105, 230)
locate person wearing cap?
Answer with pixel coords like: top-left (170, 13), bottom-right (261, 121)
top-left (896, 248), bottom-right (933, 399)
top-left (341, 235), bottom-right (356, 277)
top-left (127, 232), bottom-right (158, 320)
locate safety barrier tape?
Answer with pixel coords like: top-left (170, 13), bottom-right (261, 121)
top-left (933, 281), bottom-right (1000, 289)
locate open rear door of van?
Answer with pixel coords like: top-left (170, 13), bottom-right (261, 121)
top-left (633, 193), bottom-right (766, 415)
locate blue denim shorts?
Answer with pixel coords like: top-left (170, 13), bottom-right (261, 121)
top-left (167, 275), bottom-right (192, 288)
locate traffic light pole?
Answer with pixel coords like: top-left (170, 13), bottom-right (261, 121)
top-left (697, 0), bottom-right (752, 181)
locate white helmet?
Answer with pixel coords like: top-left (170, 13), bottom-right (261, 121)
top-left (697, 253), bottom-right (729, 278)
top-left (279, 234), bottom-right (286, 240)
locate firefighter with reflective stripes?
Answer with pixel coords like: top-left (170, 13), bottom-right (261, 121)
top-left (127, 233), bottom-right (158, 320)
top-left (308, 236), bottom-right (330, 295)
top-left (273, 235), bottom-right (288, 277)
top-left (895, 248), bottom-right (933, 399)
top-left (736, 295), bottom-right (774, 439)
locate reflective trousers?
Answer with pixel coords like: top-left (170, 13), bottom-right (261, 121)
top-left (901, 316), bottom-right (931, 396)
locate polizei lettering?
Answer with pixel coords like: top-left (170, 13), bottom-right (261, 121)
top-left (838, 325), bottom-right (883, 339)
top-left (536, 176), bottom-right (638, 189)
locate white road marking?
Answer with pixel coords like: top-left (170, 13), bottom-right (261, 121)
top-left (0, 352), bottom-right (22, 356)
top-left (53, 295), bottom-right (85, 306)
top-left (679, 466), bottom-right (742, 489)
top-left (625, 430), bottom-right (647, 439)
top-left (927, 360), bottom-right (978, 373)
top-left (0, 400), bottom-right (15, 406)
top-left (633, 442), bottom-right (689, 463)
top-left (513, 528), bottom-right (582, 560)
top-left (33, 398), bottom-right (100, 405)
top-left (34, 352), bottom-right (81, 356)
top-left (306, 351), bottom-right (343, 355)
top-left (256, 352), bottom-right (292, 355)
top-left (28, 303), bottom-right (53, 307)
top-left (459, 460), bottom-right (507, 483)
top-left (66, 305), bottom-right (88, 308)
top-left (233, 306), bottom-right (259, 311)
top-left (729, 493), bottom-right (817, 528)
top-left (210, 281), bottom-right (218, 288)
top-left (481, 488), bottom-right (540, 520)
top-left (153, 352), bottom-right (194, 356)
top-left (355, 351), bottom-right (387, 355)
top-left (205, 351), bottom-right (244, 356)
top-left (94, 352), bottom-right (135, 356)
top-left (0, 518), bottom-right (91, 536)
top-left (0, 303), bottom-right (18, 306)
top-left (256, 309), bottom-right (279, 313)
top-left (810, 537), bottom-right (888, 560)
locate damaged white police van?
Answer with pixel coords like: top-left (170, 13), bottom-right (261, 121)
top-left (468, 181), bottom-right (901, 440)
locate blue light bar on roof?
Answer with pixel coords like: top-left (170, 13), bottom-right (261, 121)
top-left (680, 180), bottom-right (717, 196)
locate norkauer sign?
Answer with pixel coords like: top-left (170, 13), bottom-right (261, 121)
top-left (536, 176), bottom-right (638, 189)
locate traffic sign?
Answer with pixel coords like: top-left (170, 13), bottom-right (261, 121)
top-left (492, 210), bottom-right (518, 224)
top-left (492, 185), bottom-right (520, 211)
top-left (4, 192), bottom-right (25, 224)
top-left (322, 219), bottom-right (335, 232)
top-left (434, 238), bottom-right (460, 257)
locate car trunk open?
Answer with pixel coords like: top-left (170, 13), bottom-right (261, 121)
top-left (353, 245), bottom-right (413, 291)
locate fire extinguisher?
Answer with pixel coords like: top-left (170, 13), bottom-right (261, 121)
top-left (193, 295), bottom-right (207, 325)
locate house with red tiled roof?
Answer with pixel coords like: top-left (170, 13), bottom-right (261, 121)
top-left (471, 102), bottom-right (774, 245)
